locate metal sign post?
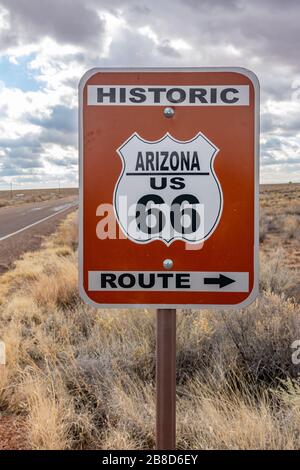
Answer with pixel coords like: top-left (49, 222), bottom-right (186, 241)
top-left (156, 309), bottom-right (176, 450)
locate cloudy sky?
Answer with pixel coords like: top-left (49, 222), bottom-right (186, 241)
top-left (0, 0), bottom-right (299, 189)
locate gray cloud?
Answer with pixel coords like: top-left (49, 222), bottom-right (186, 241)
top-left (0, 0), bottom-right (105, 48)
top-left (179, 0), bottom-right (300, 67)
top-left (33, 105), bottom-right (78, 147)
top-left (261, 156), bottom-right (300, 166)
top-left (261, 111), bottom-right (300, 138)
top-left (48, 156), bottom-right (78, 167)
top-left (157, 41), bottom-right (181, 58)
top-left (39, 128), bottom-right (77, 147)
top-left (0, 156), bottom-right (43, 176)
top-left (30, 105), bottom-right (77, 134)
top-left (0, 134), bottom-right (43, 177)
top-left (0, 105), bottom-right (77, 180)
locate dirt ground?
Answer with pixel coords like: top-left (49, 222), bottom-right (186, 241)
top-left (0, 414), bottom-right (28, 450)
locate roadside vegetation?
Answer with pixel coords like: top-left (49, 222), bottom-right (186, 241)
top-left (0, 188), bottom-right (78, 208)
top-left (0, 184), bottom-right (299, 449)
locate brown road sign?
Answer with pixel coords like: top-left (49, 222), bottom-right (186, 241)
top-left (79, 67), bottom-right (259, 308)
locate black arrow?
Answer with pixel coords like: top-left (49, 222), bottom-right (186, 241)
top-left (204, 274), bottom-right (235, 288)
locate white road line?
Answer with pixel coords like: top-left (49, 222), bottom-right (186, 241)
top-left (0, 203), bottom-right (77, 242)
top-left (51, 204), bottom-right (69, 212)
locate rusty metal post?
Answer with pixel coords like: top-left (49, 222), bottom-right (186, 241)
top-left (156, 309), bottom-right (176, 450)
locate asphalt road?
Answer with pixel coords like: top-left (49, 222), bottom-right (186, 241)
top-left (0, 196), bottom-right (78, 273)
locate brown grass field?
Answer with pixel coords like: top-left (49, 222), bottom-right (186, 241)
top-left (0, 188), bottom-right (78, 208)
top-left (0, 183), bottom-right (299, 450)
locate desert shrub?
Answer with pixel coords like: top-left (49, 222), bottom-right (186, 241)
top-left (50, 213), bottom-right (78, 250)
top-left (176, 291), bottom-right (300, 388)
top-left (176, 373), bottom-right (300, 450)
top-left (260, 248), bottom-right (297, 296)
top-left (219, 292), bottom-right (300, 385)
top-left (286, 202), bottom-right (300, 216)
top-left (259, 209), bottom-right (267, 242)
top-left (283, 215), bottom-right (300, 240)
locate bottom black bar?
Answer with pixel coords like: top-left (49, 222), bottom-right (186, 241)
top-left (0, 450), bottom-right (299, 467)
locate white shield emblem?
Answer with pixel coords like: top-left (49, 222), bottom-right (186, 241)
top-left (113, 132), bottom-right (223, 245)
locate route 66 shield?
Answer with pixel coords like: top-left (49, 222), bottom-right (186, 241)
top-left (113, 132), bottom-right (223, 245)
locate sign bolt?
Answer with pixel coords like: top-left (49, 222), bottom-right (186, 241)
top-left (163, 259), bottom-right (173, 270)
top-left (163, 107), bottom-right (175, 118)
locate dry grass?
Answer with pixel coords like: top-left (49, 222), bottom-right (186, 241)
top-left (259, 184), bottom-right (300, 283)
top-left (177, 374), bottom-right (300, 450)
top-left (283, 215), bottom-right (300, 240)
top-left (0, 185), bottom-right (300, 449)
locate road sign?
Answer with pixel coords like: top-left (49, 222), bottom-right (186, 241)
top-left (79, 67), bottom-right (259, 308)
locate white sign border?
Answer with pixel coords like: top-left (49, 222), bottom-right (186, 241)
top-left (78, 67), bottom-right (260, 310)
